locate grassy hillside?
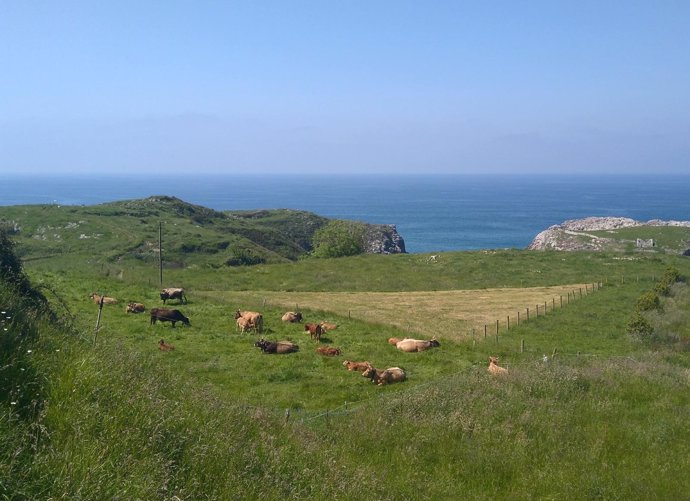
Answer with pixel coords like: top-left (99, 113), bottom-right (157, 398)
top-left (0, 196), bottom-right (329, 269)
top-left (2, 206), bottom-right (690, 499)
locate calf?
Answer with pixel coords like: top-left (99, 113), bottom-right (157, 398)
top-left (488, 356), bottom-right (508, 376)
top-left (150, 308), bottom-right (190, 328)
top-left (126, 302), bottom-right (146, 313)
top-left (158, 339), bottom-right (175, 351)
top-left (319, 321), bottom-right (338, 331)
top-left (343, 360), bottom-right (371, 372)
top-left (234, 310), bottom-right (263, 333)
top-left (304, 322), bottom-right (323, 342)
top-left (316, 346), bottom-right (341, 356)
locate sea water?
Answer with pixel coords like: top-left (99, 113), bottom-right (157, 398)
top-left (2, 174), bottom-right (690, 253)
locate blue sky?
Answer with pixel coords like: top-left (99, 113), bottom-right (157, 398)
top-left (1, 1), bottom-right (689, 175)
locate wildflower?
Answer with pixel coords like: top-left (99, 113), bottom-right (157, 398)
top-left (27, 350), bottom-right (32, 353)
top-left (10, 402), bottom-right (16, 405)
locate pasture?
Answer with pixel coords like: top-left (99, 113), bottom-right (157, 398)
top-left (4, 218), bottom-right (690, 499)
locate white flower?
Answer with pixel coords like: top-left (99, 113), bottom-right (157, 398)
top-left (10, 402), bottom-right (16, 405)
top-left (26, 350), bottom-right (32, 353)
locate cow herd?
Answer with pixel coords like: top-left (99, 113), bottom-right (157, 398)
top-left (90, 286), bottom-right (508, 385)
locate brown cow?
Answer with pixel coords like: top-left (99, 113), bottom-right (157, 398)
top-left (90, 293), bottom-right (117, 305)
top-left (150, 308), bottom-right (190, 328)
top-left (304, 323), bottom-right (323, 342)
top-left (361, 366), bottom-right (406, 386)
top-left (254, 339), bottom-right (299, 354)
top-left (281, 311), bottom-right (303, 323)
top-left (126, 302), bottom-right (146, 313)
top-left (343, 360), bottom-right (372, 372)
top-left (234, 310), bottom-right (263, 333)
top-left (488, 356), bottom-right (508, 376)
top-left (388, 337), bottom-right (402, 345)
top-left (319, 321), bottom-right (338, 331)
top-left (395, 337), bottom-right (440, 353)
top-left (160, 287), bottom-right (187, 304)
top-left (316, 346), bottom-right (341, 356)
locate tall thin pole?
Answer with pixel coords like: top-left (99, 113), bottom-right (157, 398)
top-left (159, 221), bottom-right (163, 287)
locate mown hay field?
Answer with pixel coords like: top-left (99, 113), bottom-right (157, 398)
top-left (202, 283), bottom-right (594, 339)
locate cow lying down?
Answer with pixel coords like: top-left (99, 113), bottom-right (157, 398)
top-left (395, 337), bottom-right (440, 352)
top-left (361, 366), bottom-right (406, 386)
top-left (255, 338), bottom-right (299, 354)
top-left (150, 308), bottom-right (190, 328)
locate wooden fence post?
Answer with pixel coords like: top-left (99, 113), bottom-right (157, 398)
top-left (521, 339), bottom-right (525, 353)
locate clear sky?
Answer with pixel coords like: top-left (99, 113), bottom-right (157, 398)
top-left (1, 1), bottom-right (689, 175)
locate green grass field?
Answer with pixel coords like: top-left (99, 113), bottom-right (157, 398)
top-left (2, 203), bottom-right (690, 499)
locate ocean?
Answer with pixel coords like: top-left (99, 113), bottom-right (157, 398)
top-left (2, 174), bottom-right (690, 253)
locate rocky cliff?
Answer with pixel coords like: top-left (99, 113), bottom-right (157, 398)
top-left (528, 216), bottom-right (690, 252)
top-left (362, 224), bottom-right (406, 254)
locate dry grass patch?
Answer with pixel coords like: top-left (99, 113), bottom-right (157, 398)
top-left (202, 284), bottom-right (594, 341)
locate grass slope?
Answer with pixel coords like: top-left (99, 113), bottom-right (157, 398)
top-left (2, 207), bottom-right (690, 499)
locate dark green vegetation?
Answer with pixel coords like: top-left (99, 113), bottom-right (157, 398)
top-left (2, 199), bottom-right (690, 499)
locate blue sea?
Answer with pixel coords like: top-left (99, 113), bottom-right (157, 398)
top-left (2, 174), bottom-right (690, 253)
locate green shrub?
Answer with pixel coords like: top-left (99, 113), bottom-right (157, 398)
top-left (225, 245), bottom-right (266, 266)
top-left (627, 312), bottom-right (654, 340)
top-left (636, 291), bottom-right (661, 312)
top-left (311, 221), bottom-right (364, 258)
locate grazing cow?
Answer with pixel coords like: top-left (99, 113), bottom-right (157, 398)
top-left (488, 356), bottom-right (508, 376)
top-left (90, 293), bottom-right (118, 305)
top-left (234, 310), bottom-right (263, 333)
top-left (362, 366), bottom-right (406, 386)
top-left (319, 321), bottom-right (338, 331)
top-left (158, 339), bottom-right (175, 351)
top-left (150, 308), bottom-right (190, 328)
top-left (126, 302), bottom-right (146, 314)
top-left (343, 360), bottom-right (371, 372)
top-left (254, 338), bottom-right (299, 354)
top-left (316, 346), bottom-right (341, 356)
top-left (388, 337), bottom-right (402, 345)
top-left (395, 337), bottom-right (440, 353)
top-left (160, 287), bottom-right (187, 304)
top-left (281, 311), bottom-right (303, 323)
top-left (304, 323), bottom-right (323, 342)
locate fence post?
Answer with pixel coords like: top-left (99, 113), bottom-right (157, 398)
top-left (484, 324), bottom-right (487, 340)
top-left (507, 316), bottom-right (510, 330)
top-left (517, 311), bottom-right (520, 325)
top-left (521, 338), bottom-right (525, 353)
top-left (527, 307), bottom-right (530, 322)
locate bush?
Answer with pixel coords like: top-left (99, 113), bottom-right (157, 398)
top-left (311, 221), bottom-right (364, 258)
top-left (654, 266), bottom-right (681, 296)
top-left (225, 245), bottom-right (266, 266)
top-left (626, 312), bottom-right (654, 340)
top-left (636, 292), bottom-right (661, 312)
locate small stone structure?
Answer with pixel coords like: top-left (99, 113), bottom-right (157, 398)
top-left (636, 238), bottom-right (655, 249)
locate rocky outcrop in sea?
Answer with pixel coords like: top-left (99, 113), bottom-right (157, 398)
top-left (528, 216), bottom-right (690, 252)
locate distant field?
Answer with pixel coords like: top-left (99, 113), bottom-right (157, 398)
top-left (203, 283), bottom-right (595, 339)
